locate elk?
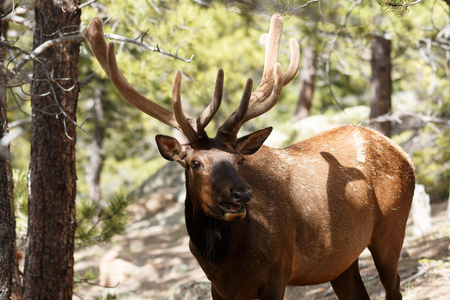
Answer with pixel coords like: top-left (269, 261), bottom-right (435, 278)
top-left (82, 14), bottom-right (415, 300)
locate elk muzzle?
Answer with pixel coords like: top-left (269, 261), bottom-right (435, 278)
top-left (218, 183), bottom-right (252, 220)
top-left (219, 184), bottom-right (252, 221)
top-left (211, 161), bottom-right (252, 221)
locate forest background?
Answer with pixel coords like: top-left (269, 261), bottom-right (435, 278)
top-left (0, 0), bottom-right (449, 299)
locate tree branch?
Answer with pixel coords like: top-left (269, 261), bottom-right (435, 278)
top-left (77, 0), bottom-right (99, 9)
top-left (11, 30), bottom-right (194, 74)
top-left (2, 14), bottom-right (35, 29)
top-left (103, 33), bottom-right (194, 62)
top-left (13, 34), bottom-right (85, 72)
top-left (366, 111), bottom-right (450, 128)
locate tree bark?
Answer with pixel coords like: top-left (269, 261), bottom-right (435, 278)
top-left (0, 72), bottom-right (16, 300)
top-left (370, 35), bottom-right (392, 137)
top-left (0, 19), bottom-right (22, 300)
top-left (292, 46), bottom-right (316, 122)
top-left (23, 1), bottom-right (80, 299)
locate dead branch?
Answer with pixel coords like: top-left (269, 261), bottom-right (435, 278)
top-left (11, 29), bottom-right (193, 74)
top-left (103, 33), bottom-right (194, 62)
top-left (366, 111), bottom-right (450, 128)
top-left (78, 0), bottom-right (99, 10)
top-left (2, 14), bottom-right (34, 29)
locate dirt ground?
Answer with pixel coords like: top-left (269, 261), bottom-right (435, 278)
top-left (74, 189), bottom-right (450, 300)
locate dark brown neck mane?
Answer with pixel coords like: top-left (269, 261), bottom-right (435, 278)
top-left (184, 184), bottom-right (234, 263)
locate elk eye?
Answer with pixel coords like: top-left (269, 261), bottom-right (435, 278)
top-left (237, 156), bottom-right (246, 165)
top-left (191, 159), bottom-right (203, 169)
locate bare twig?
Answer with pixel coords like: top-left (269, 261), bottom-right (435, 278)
top-left (79, 73), bottom-right (97, 88)
top-left (9, 118), bottom-right (31, 128)
top-left (45, 71), bottom-right (90, 137)
top-left (0, 128), bottom-right (23, 159)
top-left (2, 14), bottom-right (35, 29)
top-left (8, 87), bottom-right (33, 116)
top-left (402, 265), bottom-right (429, 283)
top-left (366, 111), bottom-right (450, 128)
top-left (13, 34), bottom-right (85, 72)
top-left (104, 33), bottom-right (194, 62)
top-left (78, 0), bottom-right (99, 10)
top-left (74, 278), bottom-right (120, 288)
top-left (292, 0), bottom-right (320, 14)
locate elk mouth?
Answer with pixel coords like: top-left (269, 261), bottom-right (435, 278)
top-left (219, 202), bottom-right (247, 220)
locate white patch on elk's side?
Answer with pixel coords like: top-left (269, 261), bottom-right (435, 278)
top-left (353, 130), bottom-right (366, 165)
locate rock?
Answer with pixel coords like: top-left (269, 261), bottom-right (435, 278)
top-left (98, 249), bottom-right (158, 288)
top-left (172, 281), bottom-right (211, 300)
top-left (410, 184), bottom-right (432, 237)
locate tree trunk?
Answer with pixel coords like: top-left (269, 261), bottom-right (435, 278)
top-left (0, 70), bottom-right (16, 300)
top-left (370, 35), bottom-right (392, 137)
top-left (292, 46), bottom-right (316, 122)
top-left (23, 1), bottom-right (80, 299)
top-left (88, 87), bottom-right (105, 203)
top-left (0, 18), bottom-right (22, 300)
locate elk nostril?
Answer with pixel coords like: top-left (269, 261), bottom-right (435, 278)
top-left (230, 189), bottom-right (242, 201)
top-left (230, 186), bottom-right (252, 203)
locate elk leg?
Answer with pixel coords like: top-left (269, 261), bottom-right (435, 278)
top-left (368, 244), bottom-right (403, 300)
top-left (330, 259), bottom-right (370, 300)
top-left (258, 285), bottom-right (285, 300)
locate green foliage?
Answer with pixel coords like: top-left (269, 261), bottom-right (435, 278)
top-left (74, 266), bottom-right (97, 286)
top-left (76, 193), bottom-right (134, 247)
top-left (418, 258), bottom-right (450, 271)
top-left (412, 129), bottom-right (450, 201)
top-left (75, 0), bottom-right (450, 202)
top-left (8, 0), bottom-right (448, 228)
top-left (13, 168), bottom-right (134, 247)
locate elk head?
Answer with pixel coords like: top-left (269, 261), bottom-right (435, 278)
top-left (82, 14), bottom-right (300, 221)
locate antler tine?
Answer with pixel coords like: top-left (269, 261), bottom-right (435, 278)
top-left (196, 69), bottom-right (224, 135)
top-left (82, 17), bottom-right (180, 130)
top-left (218, 64), bottom-right (282, 143)
top-left (283, 38), bottom-right (301, 85)
top-left (217, 14), bottom-right (299, 144)
top-left (246, 14), bottom-right (283, 105)
top-left (243, 63), bottom-right (283, 123)
top-left (260, 14), bottom-right (283, 83)
top-left (258, 37), bottom-right (299, 87)
top-left (247, 15), bottom-right (300, 115)
top-left (217, 78), bottom-right (253, 142)
top-left (172, 70), bottom-right (199, 142)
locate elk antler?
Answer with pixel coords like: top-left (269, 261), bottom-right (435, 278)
top-left (82, 15), bottom-right (298, 144)
top-left (82, 17), bottom-right (222, 142)
top-left (217, 14), bottom-right (300, 144)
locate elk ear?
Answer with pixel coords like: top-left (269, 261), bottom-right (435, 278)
top-left (235, 127), bottom-right (273, 155)
top-left (155, 135), bottom-right (187, 166)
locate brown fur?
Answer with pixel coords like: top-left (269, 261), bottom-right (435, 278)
top-left (159, 125), bottom-right (414, 300)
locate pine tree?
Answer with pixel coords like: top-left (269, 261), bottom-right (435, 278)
top-left (23, 1), bottom-right (81, 298)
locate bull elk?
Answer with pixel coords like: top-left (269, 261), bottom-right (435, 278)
top-left (83, 14), bottom-right (415, 300)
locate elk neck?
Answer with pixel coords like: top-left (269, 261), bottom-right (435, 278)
top-left (184, 186), bottom-right (236, 263)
